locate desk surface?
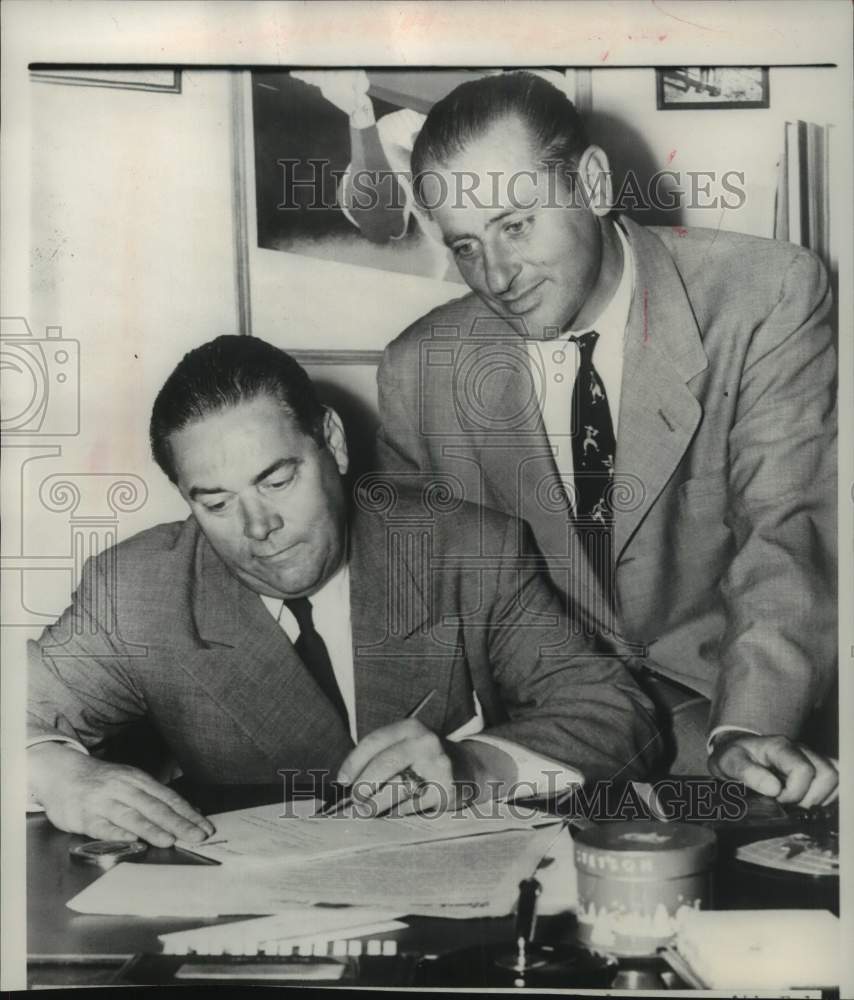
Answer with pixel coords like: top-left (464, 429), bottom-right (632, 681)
top-left (27, 783), bottom-right (838, 989)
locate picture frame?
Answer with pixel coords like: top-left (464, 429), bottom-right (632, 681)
top-left (656, 67), bottom-right (769, 110)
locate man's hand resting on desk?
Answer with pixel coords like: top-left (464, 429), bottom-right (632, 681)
top-left (28, 742), bottom-right (214, 847)
top-left (708, 733), bottom-right (838, 808)
top-left (337, 719), bottom-right (517, 815)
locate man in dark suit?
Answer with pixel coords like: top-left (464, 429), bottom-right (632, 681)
top-left (376, 72), bottom-right (837, 806)
top-left (27, 335), bottom-right (659, 846)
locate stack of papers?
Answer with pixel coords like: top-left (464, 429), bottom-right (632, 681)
top-left (67, 800), bottom-right (564, 920)
top-left (158, 909), bottom-right (406, 955)
top-left (174, 799), bottom-right (555, 865)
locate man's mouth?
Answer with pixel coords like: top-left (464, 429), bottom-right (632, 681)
top-left (255, 541), bottom-right (300, 562)
top-left (500, 280), bottom-right (545, 314)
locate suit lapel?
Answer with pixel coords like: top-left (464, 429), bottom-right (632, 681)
top-left (451, 312), bottom-right (577, 554)
top-left (451, 310), bottom-right (609, 612)
top-left (182, 530), bottom-right (353, 769)
top-left (614, 219), bottom-right (708, 559)
top-left (349, 502), bottom-right (461, 739)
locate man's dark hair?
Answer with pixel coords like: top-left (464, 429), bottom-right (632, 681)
top-left (150, 335), bottom-right (326, 484)
top-left (411, 71), bottom-right (589, 207)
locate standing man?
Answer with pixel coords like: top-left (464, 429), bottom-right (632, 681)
top-left (27, 335), bottom-right (659, 845)
top-left (376, 72), bottom-right (837, 805)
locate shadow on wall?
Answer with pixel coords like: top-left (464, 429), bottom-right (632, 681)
top-left (586, 111), bottom-right (685, 229)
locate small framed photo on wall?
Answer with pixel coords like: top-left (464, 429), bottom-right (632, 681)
top-left (656, 67), bottom-right (769, 109)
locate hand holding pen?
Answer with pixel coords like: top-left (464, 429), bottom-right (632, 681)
top-left (319, 690), bottom-right (441, 817)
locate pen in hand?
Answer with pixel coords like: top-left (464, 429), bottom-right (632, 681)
top-left (317, 688), bottom-right (437, 817)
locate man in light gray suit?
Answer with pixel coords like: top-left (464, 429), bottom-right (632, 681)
top-left (27, 335), bottom-right (659, 846)
top-left (376, 72), bottom-right (838, 806)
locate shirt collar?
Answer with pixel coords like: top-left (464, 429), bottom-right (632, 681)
top-left (260, 560), bottom-right (351, 621)
top-left (562, 220), bottom-right (634, 345)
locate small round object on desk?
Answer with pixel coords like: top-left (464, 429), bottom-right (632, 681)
top-left (573, 821), bottom-right (716, 957)
top-left (70, 840), bottom-right (148, 869)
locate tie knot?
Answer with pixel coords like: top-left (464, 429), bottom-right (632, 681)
top-left (570, 330), bottom-right (599, 360)
top-left (284, 596), bottom-right (313, 631)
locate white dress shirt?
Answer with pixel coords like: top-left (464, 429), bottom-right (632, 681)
top-left (262, 563), bottom-right (582, 798)
top-left (525, 221), bottom-right (633, 514)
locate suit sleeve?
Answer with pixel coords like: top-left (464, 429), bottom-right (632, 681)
top-left (27, 549), bottom-right (148, 750)
top-left (375, 335), bottom-right (429, 475)
top-left (475, 517), bottom-right (662, 781)
top-left (712, 248), bottom-right (837, 736)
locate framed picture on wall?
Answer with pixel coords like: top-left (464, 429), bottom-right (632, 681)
top-left (656, 67), bottom-right (769, 109)
top-left (250, 68), bottom-right (577, 286)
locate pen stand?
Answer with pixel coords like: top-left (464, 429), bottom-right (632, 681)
top-left (417, 941), bottom-right (618, 988)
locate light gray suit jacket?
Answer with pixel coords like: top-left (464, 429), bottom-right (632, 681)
top-left (28, 488), bottom-right (659, 784)
top-left (376, 218), bottom-right (837, 738)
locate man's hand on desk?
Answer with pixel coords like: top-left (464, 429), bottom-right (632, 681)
top-left (337, 719), bottom-right (517, 815)
top-left (708, 733), bottom-right (838, 808)
top-left (28, 742), bottom-right (214, 847)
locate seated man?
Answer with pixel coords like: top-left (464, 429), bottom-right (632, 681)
top-left (27, 335), bottom-right (660, 847)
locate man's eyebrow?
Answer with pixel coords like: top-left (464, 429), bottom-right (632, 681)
top-left (442, 208), bottom-right (521, 247)
top-left (188, 459), bottom-right (298, 500)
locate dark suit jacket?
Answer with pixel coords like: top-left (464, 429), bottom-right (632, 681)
top-left (28, 489), bottom-right (659, 784)
top-left (376, 219), bottom-right (837, 738)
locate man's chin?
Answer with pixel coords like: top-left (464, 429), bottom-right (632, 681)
top-left (239, 567), bottom-right (320, 600)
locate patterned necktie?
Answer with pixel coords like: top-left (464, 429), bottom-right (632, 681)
top-left (283, 597), bottom-right (349, 724)
top-left (569, 331), bottom-right (616, 523)
top-left (569, 331), bottom-right (617, 603)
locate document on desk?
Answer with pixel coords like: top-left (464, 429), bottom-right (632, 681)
top-left (67, 825), bottom-right (558, 919)
top-left (175, 798), bottom-right (559, 867)
top-left (252, 825), bottom-right (560, 917)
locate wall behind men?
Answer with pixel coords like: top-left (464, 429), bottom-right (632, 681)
top-left (11, 71), bottom-right (238, 628)
top-left (589, 66), bottom-right (841, 248)
top-left (11, 64), bottom-right (843, 630)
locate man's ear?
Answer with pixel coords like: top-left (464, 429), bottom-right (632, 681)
top-left (322, 407), bottom-right (349, 475)
top-left (576, 145), bottom-right (614, 217)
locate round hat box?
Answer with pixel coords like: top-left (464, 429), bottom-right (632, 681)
top-left (573, 821), bottom-right (717, 957)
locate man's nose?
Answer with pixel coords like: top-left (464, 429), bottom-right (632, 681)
top-left (483, 242), bottom-right (521, 297)
top-left (241, 497), bottom-right (284, 541)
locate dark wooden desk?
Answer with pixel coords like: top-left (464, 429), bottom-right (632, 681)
top-left (27, 782), bottom-right (838, 989)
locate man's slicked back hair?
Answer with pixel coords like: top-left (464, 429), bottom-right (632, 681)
top-left (150, 335), bottom-right (326, 484)
top-left (411, 71), bottom-right (589, 207)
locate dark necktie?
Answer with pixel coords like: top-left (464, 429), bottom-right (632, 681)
top-left (283, 597), bottom-right (349, 725)
top-left (569, 331), bottom-right (616, 591)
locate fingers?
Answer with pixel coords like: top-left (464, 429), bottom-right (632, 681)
top-left (758, 738), bottom-right (816, 805)
top-left (352, 734), bottom-right (452, 794)
top-left (338, 719), bottom-right (429, 785)
top-left (107, 786), bottom-right (212, 847)
top-left (46, 759), bottom-right (214, 847)
top-left (711, 734), bottom-right (838, 808)
top-left (87, 818), bottom-right (141, 842)
top-left (711, 740), bottom-right (783, 797)
top-left (130, 775), bottom-right (215, 838)
top-left (338, 720), bottom-right (455, 814)
top-left (797, 747), bottom-right (838, 809)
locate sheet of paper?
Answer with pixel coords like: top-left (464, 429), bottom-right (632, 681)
top-left (67, 826), bottom-right (556, 919)
top-left (66, 863), bottom-right (301, 917)
top-left (676, 909), bottom-right (839, 989)
top-left (177, 799), bottom-right (559, 867)
top-left (158, 909), bottom-right (406, 954)
top-left (238, 826), bottom-right (559, 917)
top-left (735, 832), bottom-right (839, 876)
